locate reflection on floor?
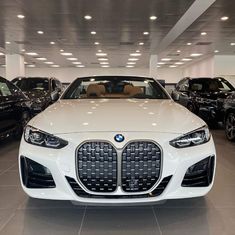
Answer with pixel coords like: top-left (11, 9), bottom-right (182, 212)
top-left (0, 129), bottom-right (235, 235)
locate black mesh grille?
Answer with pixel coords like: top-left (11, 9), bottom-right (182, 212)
top-left (122, 141), bottom-right (161, 192)
top-left (77, 142), bottom-right (117, 192)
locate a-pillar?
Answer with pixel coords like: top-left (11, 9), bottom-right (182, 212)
top-left (149, 55), bottom-right (158, 79)
top-left (5, 54), bottom-right (25, 80)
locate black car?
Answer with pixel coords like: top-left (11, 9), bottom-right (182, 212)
top-left (224, 92), bottom-right (235, 141)
top-left (172, 77), bottom-right (235, 125)
top-left (12, 77), bottom-right (62, 115)
top-left (0, 76), bottom-right (31, 141)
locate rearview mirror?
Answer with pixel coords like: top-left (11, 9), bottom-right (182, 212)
top-left (51, 91), bottom-right (60, 101)
top-left (171, 92), bottom-right (180, 101)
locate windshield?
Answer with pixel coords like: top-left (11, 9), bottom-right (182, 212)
top-left (13, 77), bottom-right (49, 91)
top-left (190, 78), bottom-right (235, 92)
top-left (62, 76), bottom-right (169, 100)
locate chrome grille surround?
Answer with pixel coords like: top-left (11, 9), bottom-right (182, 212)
top-left (77, 141), bottom-right (118, 192)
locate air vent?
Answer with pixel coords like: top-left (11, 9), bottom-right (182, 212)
top-left (120, 42), bottom-right (135, 46)
top-left (196, 42), bottom-right (212, 46)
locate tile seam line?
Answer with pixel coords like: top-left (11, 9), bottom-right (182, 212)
top-left (78, 205), bottom-right (87, 235)
top-left (151, 206), bottom-right (163, 235)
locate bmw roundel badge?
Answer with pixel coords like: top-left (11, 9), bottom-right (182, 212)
top-left (114, 134), bottom-right (125, 143)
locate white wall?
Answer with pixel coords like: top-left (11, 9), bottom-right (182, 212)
top-left (0, 67), bottom-right (183, 84)
top-left (183, 56), bottom-right (214, 78)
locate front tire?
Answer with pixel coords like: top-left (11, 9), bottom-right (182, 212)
top-left (225, 112), bottom-right (235, 141)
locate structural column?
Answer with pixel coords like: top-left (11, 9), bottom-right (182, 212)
top-left (149, 54), bottom-right (158, 79)
top-left (5, 54), bottom-right (25, 80)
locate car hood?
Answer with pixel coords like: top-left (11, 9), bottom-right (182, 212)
top-left (23, 90), bottom-right (50, 100)
top-left (194, 90), bottom-right (233, 100)
top-left (30, 99), bottom-right (205, 134)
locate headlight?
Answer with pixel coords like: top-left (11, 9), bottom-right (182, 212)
top-left (169, 126), bottom-right (210, 148)
top-left (24, 126), bottom-right (68, 149)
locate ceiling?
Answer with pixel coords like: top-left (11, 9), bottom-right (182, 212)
top-left (0, 0), bottom-right (234, 69)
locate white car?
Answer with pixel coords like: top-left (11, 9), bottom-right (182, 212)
top-left (19, 76), bottom-right (216, 205)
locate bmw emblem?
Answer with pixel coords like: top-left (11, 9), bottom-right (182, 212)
top-left (114, 134), bottom-right (125, 143)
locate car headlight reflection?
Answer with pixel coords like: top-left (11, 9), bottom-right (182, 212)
top-left (170, 126), bottom-right (211, 148)
top-left (24, 125), bottom-right (68, 149)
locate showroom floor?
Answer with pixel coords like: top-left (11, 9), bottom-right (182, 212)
top-left (0, 129), bottom-right (234, 235)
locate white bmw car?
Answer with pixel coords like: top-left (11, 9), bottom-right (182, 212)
top-left (19, 76), bottom-right (216, 205)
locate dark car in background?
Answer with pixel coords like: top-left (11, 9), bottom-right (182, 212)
top-left (172, 77), bottom-right (235, 125)
top-left (0, 76), bottom-right (31, 141)
top-left (12, 77), bottom-right (62, 115)
top-left (224, 92), bottom-right (235, 141)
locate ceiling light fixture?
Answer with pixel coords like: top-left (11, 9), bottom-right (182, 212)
top-left (175, 62), bottom-right (184, 65)
top-left (21, 49), bottom-right (26, 52)
top-left (130, 53), bottom-right (141, 56)
top-left (91, 31), bottom-right (96, 35)
top-left (72, 62), bottom-right (82, 64)
top-left (182, 58), bottom-right (192, 61)
top-left (161, 58), bottom-right (172, 61)
top-left (51, 65), bottom-right (60, 67)
top-left (96, 53), bottom-right (107, 56)
top-left (169, 65), bottom-right (177, 68)
top-left (150, 16), bottom-right (157, 21)
top-left (94, 42), bottom-right (100, 45)
top-left (5, 41), bottom-right (11, 44)
top-left (190, 53), bottom-right (203, 57)
top-left (67, 58), bottom-right (78, 61)
top-left (187, 42), bottom-right (192, 46)
top-left (139, 42), bottom-right (144, 45)
top-left (126, 65), bottom-right (134, 68)
top-left (136, 50), bottom-right (140, 53)
top-left (84, 15), bottom-right (92, 20)
top-left (157, 65), bottom-right (161, 68)
top-left (98, 49), bottom-right (102, 53)
top-left (26, 52), bottom-right (38, 56)
top-left (0, 52), bottom-right (4, 56)
top-left (230, 43), bottom-right (235, 46)
top-left (157, 62), bottom-right (165, 65)
top-left (37, 30), bottom-right (44, 34)
top-left (60, 49), bottom-right (64, 52)
top-left (221, 16), bottom-right (229, 21)
top-left (127, 62), bottom-right (136, 65)
top-left (76, 65), bottom-right (85, 68)
top-left (214, 50), bottom-right (219, 53)
top-left (100, 62), bottom-right (109, 65)
top-left (27, 64), bottom-right (36, 67)
top-left (36, 57), bottom-right (47, 61)
top-left (143, 32), bottom-right (149, 35)
top-left (201, 32), bottom-right (207, 36)
top-left (60, 52), bottom-right (73, 56)
top-left (177, 50), bottom-right (181, 53)
top-left (50, 41), bottom-right (55, 45)
top-left (17, 14), bottom-right (25, 19)
top-left (98, 58), bottom-right (108, 61)
top-left (128, 58), bottom-right (139, 61)
top-left (101, 65), bottom-right (110, 68)
top-left (44, 62), bottom-right (54, 64)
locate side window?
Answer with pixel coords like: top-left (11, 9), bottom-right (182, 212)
top-left (0, 81), bottom-right (12, 96)
top-left (55, 80), bottom-right (62, 91)
top-left (52, 80), bottom-right (57, 91)
top-left (178, 80), bottom-right (189, 91)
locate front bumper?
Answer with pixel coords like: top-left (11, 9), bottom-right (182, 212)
top-left (18, 132), bottom-right (216, 205)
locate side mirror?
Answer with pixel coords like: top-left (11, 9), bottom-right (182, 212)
top-left (51, 91), bottom-right (60, 101)
top-left (171, 92), bottom-right (180, 101)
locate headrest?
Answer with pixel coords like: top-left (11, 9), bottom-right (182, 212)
top-left (123, 85), bottom-right (134, 94)
top-left (87, 84), bottom-right (106, 97)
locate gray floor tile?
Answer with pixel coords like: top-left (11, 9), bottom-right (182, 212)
top-left (0, 208), bottom-right (85, 235)
top-left (0, 171), bottom-right (21, 186)
top-left (0, 209), bottom-right (15, 231)
top-left (154, 207), bottom-right (235, 235)
top-left (0, 161), bottom-right (16, 171)
top-left (81, 207), bottom-right (160, 235)
top-left (0, 187), bottom-right (26, 209)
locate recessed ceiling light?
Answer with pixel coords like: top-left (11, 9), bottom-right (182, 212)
top-left (230, 43), bottom-right (235, 46)
top-left (128, 58), bottom-right (139, 61)
top-left (190, 53), bottom-right (203, 57)
top-left (161, 58), bottom-right (172, 61)
top-left (98, 58), bottom-right (108, 61)
top-left (96, 53), bottom-right (107, 56)
top-left (94, 42), bottom-right (100, 45)
top-left (24, 62), bottom-right (28, 64)
top-left (5, 41), bottom-right (11, 44)
top-left (60, 49), bottom-right (64, 52)
top-left (177, 50), bottom-right (181, 53)
top-left (0, 52), bottom-right (4, 56)
top-left (67, 58), bottom-right (78, 61)
top-left (182, 58), bottom-right (192, 61)
top-left (139, 42), bottom-right (144, 45)
top-left (100, 62), bottom-right (109, 65)
top-left (126, 65), bottom-right (134, 68)
top-left (150, 16), bottom-right (157, 21)
top-left (221, 16), bottom-right (229, 21)
top-left (101, 65), bottom-right (110, 68)
top-left (187, 42), bottom-right (192, 46)
top-left (143, 32), bottom-right (149, 35)
top-left (60, 52), bottom-right (73, 56)
top-left (175, 62), bottom-right (184, 65)
top-left (201, 32), bottom-right (207, 36)
top-left (44, 61), bottom-right (54, 64)
top-left (37, 30), bottom-right (44, 34)
top-left (157, 65), bottom-right (161, 68)
top-left (72, 62), bottom-right (82, 64)
top-left (127, 62), bottom-right (136, 65)
top-left (21, 49), bottom-right (26, 52)
top-left (50, 41), bottom-right (55, 45)
top-left (76, 65), bottom-right (85, 68)
top-left (91, 31), bottom-right (96, 35)
top-left (36, 57), bottom-right (47, 61)
top-left (26, 52), bottom-right (38, 56)
top-left (51, 65), bottom-right (60, 67)
top-left (214, 50), bottom-right (219, 53)
top-left (17, 14), bottom-right (25, 19)
top-left (98, 49), bottom-right (102, 53)
top-left (136, 50), bottom-right (140, 53)
top-left (157, 62), bottom-right (165, 65)
top-left (84, 15), bottom-right (92, 20)
top-left (27, 64), bottom-right (36, 67)
top-left (130, 53), bottom-right (141, 57)
top-left (169, 65), bottom-right (177, 68)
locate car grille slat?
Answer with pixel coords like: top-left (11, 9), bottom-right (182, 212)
top-left (122, 141), bottom-right (162, 192)
top-left (77, 142), bottom-right (117, 192)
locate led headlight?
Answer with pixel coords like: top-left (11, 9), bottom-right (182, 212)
top-left (24, 126), bottom-right (68, 149)
top-left (170, 126), bottom-right (210, 148)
